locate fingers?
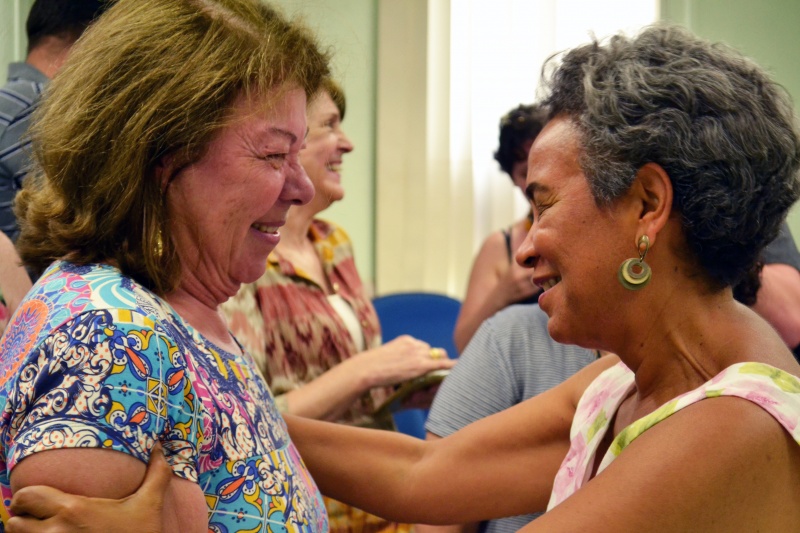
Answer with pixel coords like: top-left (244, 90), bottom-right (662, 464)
top-left (6, 514), bottom-right (55, 533)
top-left (428, 347), bottom-right (447, 360)
top-left (5, 446), bottom-right (172, 533)
top-left (9, 485), bottom-right (73, 520)
top-left (133, 443), bottom-right (172, 509)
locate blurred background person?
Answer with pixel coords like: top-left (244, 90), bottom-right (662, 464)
top-left (221, 77), bottom-right (454, 533)
top-left (453, 104), bottom-right (548, 353)
top-left (0, 0), bottom-right (331, 531)
top-left (0, 0), bottom-right (107, 242)
top-left (749, 224), bottom-right (800, 360)
top-left (0, 231), bottom-right (31, 337)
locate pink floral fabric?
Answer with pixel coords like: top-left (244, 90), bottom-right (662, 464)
top-left (547, 361), bottom-right (800, 510)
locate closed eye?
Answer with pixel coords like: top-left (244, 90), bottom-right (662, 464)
top-left (531, 200), bottom-right (549, 221)
top-left (261, 153), bottom-right (287, 170)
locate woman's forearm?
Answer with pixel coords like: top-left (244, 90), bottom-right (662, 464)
top-left (285, 384), bottom-right (577, 526)
top-left (285, 414), bottom-right (430, 520)
top-left (280, 358), bottom-right (371, 420)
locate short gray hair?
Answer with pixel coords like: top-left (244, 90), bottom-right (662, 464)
top-left (541, 24), bottom-right (800, 289)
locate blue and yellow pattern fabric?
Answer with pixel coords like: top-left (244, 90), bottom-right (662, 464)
top-left (0, 261), bottom-right (327, 532)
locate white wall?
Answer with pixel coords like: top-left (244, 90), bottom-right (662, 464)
top-left (0, 1), bottom-right (34, 69)
top-left (373, 0), bottom-right (658, 297)
top-left (272, 0), bottom-right (378, 290)
top-left (661, 0), bottom-right (800, 244)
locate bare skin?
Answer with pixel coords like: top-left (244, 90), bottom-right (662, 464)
top-left (7, 445), bottom-right (173, 533)
top-left (453, 217), bottom-right (539, 354)
top-left (754, 263), bottom-right (800, 349)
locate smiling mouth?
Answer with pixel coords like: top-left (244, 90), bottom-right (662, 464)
top-left (252, 223), bottom-right (279, 234)
top-left (326, 163), bottom-right (342, 172)
top-left (540, 277), bottom-right (562, 291)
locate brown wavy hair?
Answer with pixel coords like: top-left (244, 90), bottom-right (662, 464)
top-left (320, 76), bottom-right (346, 119)
top-left (16, 0), bottom-right (330, 295)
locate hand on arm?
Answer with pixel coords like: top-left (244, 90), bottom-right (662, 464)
top-left (282, 335), bottom-right (455, 420)
top-left (454, 231), bottom-right (538, 353)
top-left (7, 445), bottom-right (173, 533)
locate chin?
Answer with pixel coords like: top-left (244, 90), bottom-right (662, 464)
top-left (325, 188), bottom-right (345, 203)
top-left (545, 314), bottom-right (579, 346)
top-left (237, 261), bottom-right (269, 286)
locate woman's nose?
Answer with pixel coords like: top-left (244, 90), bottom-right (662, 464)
top-left (284, 162), bottom-right (315, 205)
top-left (515, 230), bottom-right (538, 268)
top-left (339, 131), bottom-right (354, 153)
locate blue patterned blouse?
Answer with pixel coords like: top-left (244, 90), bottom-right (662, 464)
top-left (0, 261), bottom-right (328, 532)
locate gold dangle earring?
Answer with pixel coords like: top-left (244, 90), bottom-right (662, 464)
top-left (146, 207), bottom-right (164, 260)
top-left (618, 235), bottom-right (652, 290)
top-left (154, 228), bottom-right (164, 259)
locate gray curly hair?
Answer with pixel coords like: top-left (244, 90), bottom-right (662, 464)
top-left (541, 24), bottom-right (800, 289)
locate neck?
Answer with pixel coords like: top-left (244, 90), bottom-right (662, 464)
top-left (166, 283), bottom-right (236, 352)
top-left (279, 203), bottom-right (318, 251)
top-left (26, 37), bottom-right (74, 79)
top-left (165, 268), bottom-right (239, 351)
top-left (612, 279), bottom-right (784, 413)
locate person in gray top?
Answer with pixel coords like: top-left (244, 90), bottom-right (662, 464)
top-left (0, 0), bottom-right (106, 240)
top-left (421, 304), bottom-right (599, 533)
top-left (754, 223), bottom-right (800, 358)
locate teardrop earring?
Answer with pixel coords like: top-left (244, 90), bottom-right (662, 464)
top-left (618, 234), bottom-right (652, 290)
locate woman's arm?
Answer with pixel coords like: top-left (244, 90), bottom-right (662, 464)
top-left (9, 447), bottom-right (207, 532)
top-left (286, 357), bottom-right (614, 524)
top-left (752, 263), bottom-right (800, 349)
top-left (7, 446), bottom-right (174, 533)
top-left (282, 335), bottom-right (455, 420)
top-left (0, 231), bottom-right (32, 313)
top-left (413, 433), bottom-right (480, 533)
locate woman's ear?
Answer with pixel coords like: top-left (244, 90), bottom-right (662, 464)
top-left (630, 162), bottom-right (673, 243)
top-left (154, 154), bottom-right (178, 194)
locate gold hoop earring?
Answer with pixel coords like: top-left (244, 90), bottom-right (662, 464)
top-left (618, 235), bottom-right (652, 290)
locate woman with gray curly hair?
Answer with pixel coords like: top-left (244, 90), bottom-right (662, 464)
top-left (12, 24), bottom-right (800, 533)
top-left (286, 24), bottom-right (800, 531)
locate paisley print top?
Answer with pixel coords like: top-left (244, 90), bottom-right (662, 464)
top-left (547, 361), bottom-right (800, 510)
top-left (0, 261), bottom-right (328, 532)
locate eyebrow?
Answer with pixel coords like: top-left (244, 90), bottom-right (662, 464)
top-left (525, 182), bottom-right (551, 201)
top-left (268, 126), bottom-right (299, 144)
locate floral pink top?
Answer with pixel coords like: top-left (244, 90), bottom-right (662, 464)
top-left (547, 361), bottom-right (800, 510)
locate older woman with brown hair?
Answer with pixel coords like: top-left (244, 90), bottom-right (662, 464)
top-left (0, 0), bottom-right (331, 531)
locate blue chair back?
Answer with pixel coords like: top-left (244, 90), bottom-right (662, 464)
top-left (371, 292), bottom-right (461, 438)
